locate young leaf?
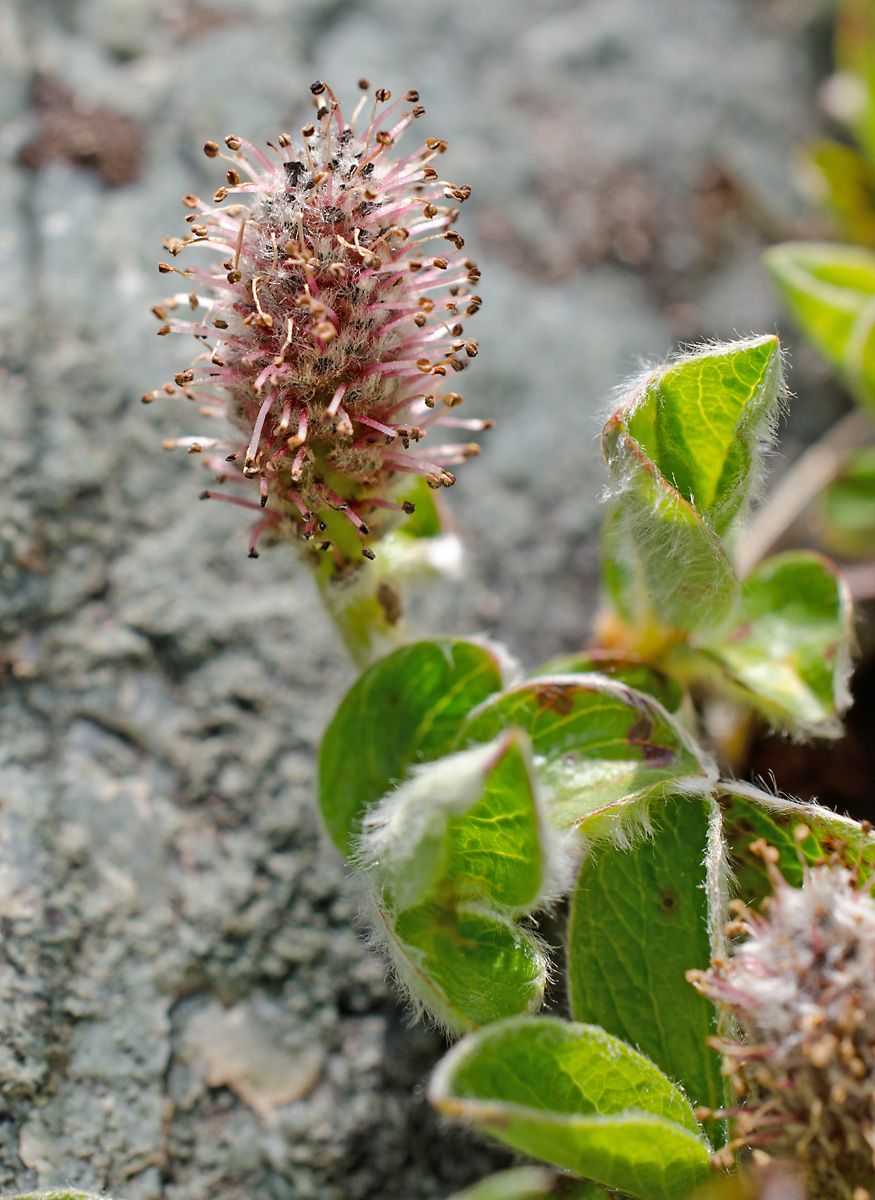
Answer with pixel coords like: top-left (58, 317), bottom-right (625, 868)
top-left (817, 443), bottom-right (875, 556)
top-left (567, 796), bottom-right (725, 1117)
top-left (319, 639), bottom-right (503, 857)
top-left (694, 551), bottom-right (852, 738)
top-left (358, 732), bottom-right (552, 1032)
top-left (430, 1016), bottom-right (712, 1200)
top-left (763, 241), bottom-right (875, 410)
top-left (373, 900), bottom-right (549, 1032)
top-left (720, 781), bottom-right (875, 904)
top-left (602, 336), bottom-right (784, 634)
top-left (359, 732), bottom-right (548, 915)
top-left (458, 675), bottom-right (714, 843)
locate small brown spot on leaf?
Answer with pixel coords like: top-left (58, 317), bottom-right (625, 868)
top-left (533, 684), bottom-right (575, 716)
top-left (627, 713), bottom-right (676, 766)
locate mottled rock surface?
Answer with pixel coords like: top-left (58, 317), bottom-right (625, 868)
top-left (0, 1), bottom-right (839, 1197)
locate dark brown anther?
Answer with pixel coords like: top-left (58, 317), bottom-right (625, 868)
top-left (423, 395), bottom-right (435, 408)
top-left (310, 80), bottom-right (327, 95)
top-left (405, 90), bottom-right (420, 102)
top-left (464, 341), bottom-right (478, 357)
top-left (426, 138), bottom-right (440, 149)
top-left (141, 392), bottom-right (155, 404)
top-left (444, 231), bottom-right (464, 248)
top-left (432, 258), bottom-right (448, 270)
top-left (278, 132), bottom-right (293, 147)
top-left (158, 262), bottom-right (172, 273)
top-left (212, 317), bottom-right (229, 329)
top-left (225, 135), bottom-right (242, 150)
top-left (422, 167), bottom-right (438, 181)
top-left (443, 392), bottom-right (463, 407)
top-left (248, 548), bottom-right (259, 558)
top-left (199, 491), bottom-right (210, 500)
top-left (466, 301), bottom-right (480, 316)
top-left (423, 204), bottom-right (438, 218)
top-left (175, 370), bottom-right (195, 385)
top-left (408, 260), bottom-right (423, 272)
top-left (358, 522), bottom-right (371, 536)
top-left (358, 78), bottom-right (370, 90)
top-left (182, 193), bottom-right (199, 208)
top-left (185, 214), bottom-right (196, 224)
top-left (301, 123), bottom-right (315, 138)
top-left (191, 224), bottom-right (208, 237)
top-left (361, 546), bottom-right (376, 560)
top-left (402, 500), bottom-right (416, 514)
top-left (260, 494), bottom-right (268, 508)
top-left (226, 270), bottom-right (242, 283)
top-left (375, 87), bottom-right (391, 102)
top-left (152, 305), bottom-right (168, 319)
top-left (375, 131), bottom-right (393, 146)
top-left (213, 187), bottom-right (228, 202)
top-left (316, 107), bottom-right (329, 120)
top-left (414, 313), bottom-right (427, 328)
top-left (226, 169), bottom-right (240, 186)
top-left (204, 141), bottom-right (219, 158)
top-left (451, 324), bottom-right (463, 336)
top-left (425, 472), bottom-right (441, 489)
top-left (412, 106), bottom-right (425, 118)
top-left (467, 267), bottom-right (481, 282)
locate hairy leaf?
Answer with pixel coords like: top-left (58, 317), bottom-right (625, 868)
top-left (697, 551), bottom-right (852, 737)
top-left (430, 1017), bottom-right (711, 1200)
top-left (720, 783), bottom-right (875, 905)
top-left (602, 337), bottom-right (784, 633)
top-left (375, 901), bottom-right (549, 1032)
top-left (359, 731), bottom-right (547, 915)
top-left (568, 796), bottom-right (725, 1117)
top-left (319, 639), bottom-right (502, 856)
top-left (459, 675), bottom-right (713, 842)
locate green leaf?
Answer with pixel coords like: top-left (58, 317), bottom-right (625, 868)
top-left (359, 732), bottom-right (552, 1031)
top-left (430, 1016), bottom-right (712, 1200)
top-left (622, 336), bottom-right (783, 535)
top-left (696, 551), bottom-right (852, 737)
top-left (567, 796), bottom-right (725, 1118)
top-left (817, 444), bottom-right (875, 556)
top-left (532, 651), bottom-right (683, 713)
top-left (720, 782), bottom-right (875, 906)
top-left (763, 241), bottom-right (875, 410)
top-left (377, 901), bottom-right (549, 1032)
top-left (602, 337), bottom-right (784, 633)
top-left (458, 675), bottom-right (714, 842)
top-left (804, 140), bottom-right (875, 248)
top-left (359, 731), bottom-right (548, 915)
top-left (318, 639), bottom-right (503, 857)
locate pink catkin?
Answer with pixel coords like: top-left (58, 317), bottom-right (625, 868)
top-left (151, 81), bottom-right (490, 564)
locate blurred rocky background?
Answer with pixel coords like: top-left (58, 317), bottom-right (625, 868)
top-left (0, 1), bottom-right (843, 1197)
